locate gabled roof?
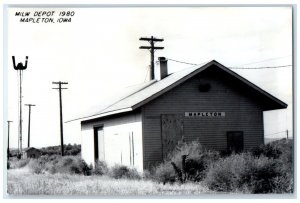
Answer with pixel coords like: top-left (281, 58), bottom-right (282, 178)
top-left (24, 147), bottom-right (41, 152)
top-left (80, 60), bottom-right (287, 122)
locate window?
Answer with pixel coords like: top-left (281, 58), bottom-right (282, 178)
top-left (227, 131), bottom-right (244, 152)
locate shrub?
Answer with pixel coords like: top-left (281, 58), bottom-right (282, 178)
top-left (204, 153), bottom-right (250, 192)
top-left (40, 144), bottom-right (81, 156)
top-left (252, 144), bottom-right (282, 159)
top-left (153, 162), bottom-right (176, 184)
top-left (43, 155), bottom-right (61, 174)
top-left (271, 172), bottom-right (293, 193)
top-left (239, 156), bottom-right (283, 193)
top-left (52, 156), bottom-right (91, 175)
top-left (27, 155), bottom-right (56, 174)
top-left (249, 139), bottom-right (293, 193)
top-left (33, 155), bottom-right (91, 175)
top-left (28, 159), bottom-right (44, 174)
top-left (204, 152), bottom-right (292, 193)
top-left (251, 138), bottom-right (292, 160)
top-left (142, 170), bottom-right (152, 180)
top-left (153, 141), bottom-right (219, 184)
top-left (14, 159), bottom-right (30, 169)
top-left (109, 165), bottom-right (141, 180)
top-left (166, 140), bottom-right (205, 163)
top-left (93, 160), bottom-right (108, 175)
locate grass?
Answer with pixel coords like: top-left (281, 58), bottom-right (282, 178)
top-left (7, 139), bottom-right (292, 195)
top-left (7, 167), bottom-right (211, 195)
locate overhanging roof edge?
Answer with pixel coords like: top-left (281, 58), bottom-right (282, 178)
top-left (80, 107), bottom-right (133, 123)
top-left (212, 60), bottom-right (288, 109)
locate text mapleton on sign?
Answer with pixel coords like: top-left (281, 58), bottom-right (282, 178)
top-left (185, 112), bottom-right (226, 117)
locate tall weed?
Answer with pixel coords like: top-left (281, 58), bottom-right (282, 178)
top-left (92, 160), bottom-right (108, 175)
top-left (154, 141), bottom-right (219, 184)
top-left (109, 165), bottom-right (141, 180)
top-left (204, 153), bottom-right (291, 193)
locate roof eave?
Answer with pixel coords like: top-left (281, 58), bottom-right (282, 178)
top-left (81, 107), bottom-right (133, 123)
top-left (211, 60), bottom-right (288, 110)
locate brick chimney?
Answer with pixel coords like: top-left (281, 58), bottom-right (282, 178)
top-left (158, 57), bottom-right (168, 80)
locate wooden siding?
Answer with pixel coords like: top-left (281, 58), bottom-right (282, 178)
top-left (81, 126), bottom-right (95, 166)
top-left (81, 112), bottom-right (143, 172)
top-left (142, 66), bottom-right (265, 168)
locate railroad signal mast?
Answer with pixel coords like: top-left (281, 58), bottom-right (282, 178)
top-left (139, 36), bottom-right (164, 80)
top-left (12, 56), bottom-right (28, 157)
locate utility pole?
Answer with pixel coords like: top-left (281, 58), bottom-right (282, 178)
top-left (25, 104), bottom-right (36, 148)
top-left (52, 81), bottom-right (68, 156)
top-left (139, 36), bottom-right (164, 80)
top-left (286, 130), bottom-right (289, 139)
top-left (7, 121), bottom-right (13, 160)
top-left (12, 56), bottom-right (28, 158)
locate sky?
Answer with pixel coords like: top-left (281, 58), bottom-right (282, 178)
top-left (4, 6), bottom-right (293, 148)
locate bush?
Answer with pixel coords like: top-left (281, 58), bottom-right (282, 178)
top-left (251, 138), bottom-right (292, 160)
top-left (40, 144), bottom-right (81, 156)
top-left (93, 160), bottom-right (108, 175)
top-left (25, 155), bottom-right (91, 175)
top-left (13, 159), bottom-right (30, 169)
top-left (271, 172), bottom-right (293, 193)
top-left (52, 156), bottom-right (91, 175)
top-left (204, 152), bottom-right (292, 193)
top-left (28, 159), bottom-right (44, 174)
top-left (204, 153), bottom-right (250, 192)
top-left (109, 165), bottom-right (141, 180)
top-left (252, 144), bottom-right (282, 159)
top-left (142, 170), bottom-right (152, 180)
top-left (153, 162), bottom-right (176, 184)
top-left (153, 141), bottom-right (220, 184)
top-left (239, 156), bottom-right (283, 193)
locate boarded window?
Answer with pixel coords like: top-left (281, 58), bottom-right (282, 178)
top-left (161, 114), bottom-right (184, 159)
top-left (227, 131), bottom-right (244, 152)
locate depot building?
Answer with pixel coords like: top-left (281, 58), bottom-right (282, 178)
top-left (79, 58), bottom-right (287, 172)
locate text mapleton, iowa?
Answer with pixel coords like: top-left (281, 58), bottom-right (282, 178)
top-left (15, 11), bottom-right (75, 23)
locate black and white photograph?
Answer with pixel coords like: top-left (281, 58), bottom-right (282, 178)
top-left (2, 1), bottom-right (296, 198)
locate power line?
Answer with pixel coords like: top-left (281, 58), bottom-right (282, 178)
top-left (236, 55), bottom-right (292, 66)
top-left (229, 65), bottom-right (292, 69)
top-left (167, 57), bottom-right (292, 70)
top-left (144, 65), bottom-right (150, 82)
top-left (264, 130), bottom-right (287, 137)
top-left (168, 58), bottom-right (199, 66)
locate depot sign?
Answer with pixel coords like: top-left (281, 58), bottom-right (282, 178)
top-left (185, 112), bottom-right (225, 117)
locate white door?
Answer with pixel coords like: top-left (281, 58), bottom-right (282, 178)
top-left (97, 128), bottom-right (105, 161)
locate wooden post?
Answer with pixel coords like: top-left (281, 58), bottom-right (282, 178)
top-left (52, 81), bottom-right (68, 156)
top-left (7, 121), bottom-right (13, 160)
top-left (139, 36), bottom-right (164, 80)
top-left (25, 104), bottom-right (35, 148)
